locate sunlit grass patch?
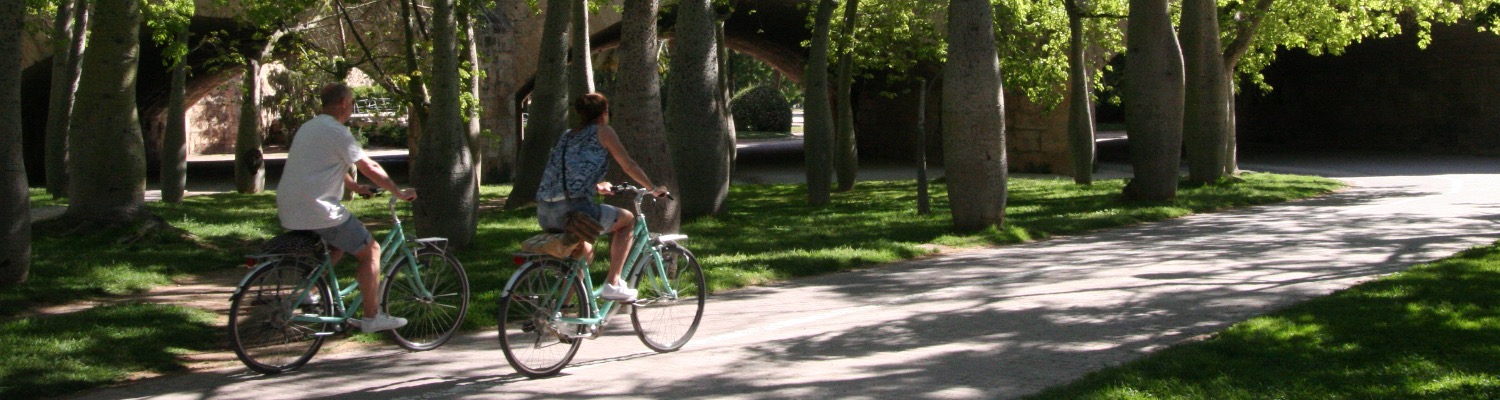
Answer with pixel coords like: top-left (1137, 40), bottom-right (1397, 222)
top-left (1025, 241), bottom-right (1500, 399)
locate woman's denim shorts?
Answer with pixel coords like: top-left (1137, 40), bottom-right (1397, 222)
top-left (537, 196), bottom-right (618, 233)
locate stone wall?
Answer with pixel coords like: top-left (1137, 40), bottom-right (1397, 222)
top-left (855, 77), bottom-right (1072, 174)
top-left (1237, 22), bottom-right (1500, 155)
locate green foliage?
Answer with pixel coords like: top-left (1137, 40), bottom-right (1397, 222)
top-left (1230, 0), bottom-right (1466, 92)
top-left (143, 0), bottom-right (195, 67)
top-left (730, 85), bottom-right (793, 133)
top-left (1027, 241), bottom-right (1500, 399)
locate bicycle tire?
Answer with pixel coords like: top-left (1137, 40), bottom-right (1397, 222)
top-left (629, 246), bottom-right (706, 352)
top-left (228, 259), bottom-right (334, 374)
top-left (498, 259), bottom-right (587, 378)
top-left (382, 248), bottom-right (470, 351)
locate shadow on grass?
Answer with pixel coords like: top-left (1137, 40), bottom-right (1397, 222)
top-left (0, 303), bottom-right (219, 399)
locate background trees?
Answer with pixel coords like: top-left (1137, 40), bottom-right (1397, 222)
top-left (506, 0), bottom-right (573, 209)
top-left (1121, 0), bottom-right (1183, 201)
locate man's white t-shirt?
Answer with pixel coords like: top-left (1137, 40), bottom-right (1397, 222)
top-left (276, 114), bottom-right (367, 230)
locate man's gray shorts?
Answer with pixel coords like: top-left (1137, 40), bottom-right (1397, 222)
top-left (312, 216), bottom-right (373, 254)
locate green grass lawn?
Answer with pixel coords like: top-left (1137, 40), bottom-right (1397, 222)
top-left (737, 130), bottom-right (795, 140)
top-left (2, 173), bottom-right (1343, 398)
top-left (1025, 242), bottom-right (1500, 399)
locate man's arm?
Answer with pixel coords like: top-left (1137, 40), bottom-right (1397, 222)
top-left (355, 157), bottom-right (416, 201)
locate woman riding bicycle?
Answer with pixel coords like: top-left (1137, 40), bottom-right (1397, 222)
top-left (536, 92), bottom-right (669, 302)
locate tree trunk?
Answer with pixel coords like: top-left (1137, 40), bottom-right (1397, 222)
top-left (1, 0), bottom-right (29, 286)
top-left (605, 0), bottom-right (679, 232)
top-left (1181, 0), bottom-right (1230, 184)
top-left (413, 0), bottom-right (477, 249)
top-left (1064, 0), bottom-right (1095, 184)
top-left (568, 0), bottom-right (593, 101)
top-left (235, 58), bottom-right (265, 194)
top-left (943, 0), bottom-right (1007, 232)
top-left (833, 0), bottom-right (861, 192)
top-left (667, 0), bottom-right (733, 218)
top-left (161, 29), bottom-right (189, 203)
top-left (505, 0), bottom-right (573, 208)
top-left (45, 0), bottom-right (89, 198)
top-left (477, 1), bottom-right (520, 184)
top-left (461, 7), bottom-right (484, 184)
top-left (1121, 0), bottom-right (1183, 200)
top-left (802, 0), bottom-right (837, 206)
top-left (400, 0), bottom-right (431, 179)
top-left (915, 78), bottom-right (930, 215)
top-left (65, 0), bottom-right (147, 224)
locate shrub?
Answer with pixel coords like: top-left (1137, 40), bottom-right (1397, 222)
top-left (731, 85), bottom-right (793, 133)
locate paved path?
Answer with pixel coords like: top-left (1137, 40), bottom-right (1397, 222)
top-left (66, 150), bottom-right (1500, 399)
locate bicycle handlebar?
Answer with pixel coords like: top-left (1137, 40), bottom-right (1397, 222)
top-left (607, 183), bottom-right (674, 201)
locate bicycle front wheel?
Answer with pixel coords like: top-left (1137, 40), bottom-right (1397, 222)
top-left (228, 259), bottom-right (334, 374)
top-left (630, 246), bottom-right (706, 352)
top-left (382, 248), bottom-right (470, 351)
top-left (498, 259), bottom-right (587, 378)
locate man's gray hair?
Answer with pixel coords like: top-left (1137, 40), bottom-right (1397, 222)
top-left (319, 83), bottom-right (354, 108)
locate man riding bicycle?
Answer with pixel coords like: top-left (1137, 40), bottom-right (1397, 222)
top-left (276, 83), bottom-right (416, 332)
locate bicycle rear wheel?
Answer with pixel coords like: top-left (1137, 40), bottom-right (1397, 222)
top-left (630, 246), bottom-right (706, 352)
top-left (382, 248), bottom-right (470, 351)
top-left (228, 259), bottom-right (334, 374)
top-left (498, 259), bottom-right (588, 378)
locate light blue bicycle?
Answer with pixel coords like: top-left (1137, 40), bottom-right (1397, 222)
top-left (228, 195), bottom-right (470, 374)
top-left (498, 183), bottom-right (706, 378)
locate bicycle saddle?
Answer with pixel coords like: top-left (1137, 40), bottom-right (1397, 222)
top-left (262, 230), bottom-right (326, 257)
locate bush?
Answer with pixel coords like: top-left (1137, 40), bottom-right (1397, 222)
top-left (731, 85), bottom-right (793, 133)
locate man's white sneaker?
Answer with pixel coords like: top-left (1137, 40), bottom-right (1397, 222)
top-left (600, 283), bottom-right (637, 302)
top-left (351, 314), bottom-right (407, 332)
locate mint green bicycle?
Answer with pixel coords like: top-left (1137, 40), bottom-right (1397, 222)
top-left (228, 195), bottom-right (470, 374)
top-left (498, 184), bottom-right (706, 378)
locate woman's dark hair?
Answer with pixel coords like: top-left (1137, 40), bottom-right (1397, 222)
top-left (574, 92), bottom-right (609, 129)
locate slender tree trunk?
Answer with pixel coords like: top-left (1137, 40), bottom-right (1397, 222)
top-left (1221, 0), bottom-right (1275, 178)
top-left (461, 7), bottom-right (484, 183)
top-left (607, 0), bottom-right (679, 232)
top-left (1064, 0), bottom-right (1096, 184)
top-left (161, 30), bottom-right (189, 203)
top-left (943, 0), bottom-right (1007, 232)
top-left (235, 58), bottom-right (265, 194)
top-left (833, 0), bottom-right (860, 192)
top-left (915, 78), bottom-right (930, 215)
top-left (1181, 0), bottom-right (1229, 184)
top-left (803, 0), bottom-right (837, 206)
top-left (413, 0), bottom-right (478, 249)
top-left (65, 0), bottom-right (147, 224)
top-left (1121, 0), bottom-right (1183, 200)
top-left (506, 0), bottom-right (573, 208)
top-left (716, 20), bottom-right (736, 160)
top-left (667, 0), bottom-right (733, 218)
top-left (1, 0), bottom-right (29, 286)
top-left (45, 0), bottom-right (89, 198)
top-left (478, 1), bottom-right (519, 184)
top-left (400, 0), bottom-right (432, 178)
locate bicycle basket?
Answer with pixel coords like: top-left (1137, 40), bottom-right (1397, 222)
top-left (521, 232), bottom-right (580, 259)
